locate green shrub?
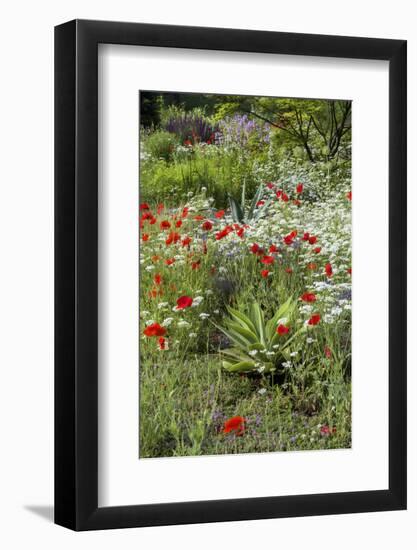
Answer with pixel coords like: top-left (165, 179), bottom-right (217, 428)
top-left (213, 298), bottom-right (305, 374)
top-left (143, 130), bottom-right (178, 162)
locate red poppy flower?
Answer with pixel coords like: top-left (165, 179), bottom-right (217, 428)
top-left (269, 244), bottom-right (279, 253)
top-left (277, 324), bottom-right (290, 335)
top-left (141, 211), bottom-right (152, 221)
top-left (149, 216), bottom-right (157, 225)
top-left (307, 262), bottom-right (317, 270)
top-left (256, 200), bottom-right (265, 207)
top-left (261, 269), bottom-right (270, 278)
top-left (143, 323), bottom-right (166, 337)
top-left (194, 215), bottom-right (205, 221)
top-left (308, 235), bottom-right (317, 245)
top-left (283, 234), bottom-right (295, 245)
top-left (347, 267), bottom-right (352, 275)
top-left (153, 274), bottom-right (162, 286)
top-left (276, 190), bottom-right (282, 199)
top-left (296, 183), bottom-right (304, 194)
top-left (223, 416), bottom-right (245, 436)
top-left (313, 247), bottom-right (321, 254)
top-left (182, 236), bottom-right (192, 247)
top-left (175, 220), bottom-right (183, 228)
top-left (157, 203), bottom-right (164, 215)
top-left (293, 199), bottom-right (301, 206)
top-left (184, 139), bottom-right (192, 146)
top-left (165, 232), bottom-right (180, 245)
top-left (346, 191), bottom-right (352, 201)
top-left (325, 263), bottom-right (333, 277)
top-left (285, 267), bottom-right (293, 274)
top-left (140, 203), bottom-right (150, 210)
top-left (142, 233), bottom-right (149, 242)
top-left (281, 193), bottom-right (289, 202)
top-left (301, 292), bottom-right (316, 303)
top-left (251, 243), bottom-right (261, 254)
top-left (215, 226), bottom-right (233, 240)
top-left (181, 207), bottom-right (189, 218)
top-left (320, 425), bottom-right (336, 436)
top-left (236, 227), bottom-right (245, 238)
top-left (215, 210), bottom-right (225, 219)
top-left (261, 255), bottom-right (274, 265)
top-left (202, 220), bottom-right (213, 231)
top-left (160, 220), bottom-right (171, 230)
top-left (165, 258), bottom-right (175, 266)
top-left (266, 182), bottom-right (274, 190)
top-left (302, 232), bottom-right (310, 241)
top-left (158, 337), bottom-right (167, 350)
top-left (308, 314), bottom-right (321, 326)
top-left (191, 260), bottom-right (201, 270)
top-left (176, 295), bottom-right (193, 309)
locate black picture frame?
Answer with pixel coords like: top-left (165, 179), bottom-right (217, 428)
top-left (55, 19), bottom-right (407, 531)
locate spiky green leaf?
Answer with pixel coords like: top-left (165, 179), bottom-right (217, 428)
top-left (226, 306), bottom-right (258, 335)
top-left (228, 194), bottom-right (245, 223)
top-left (223, 360), bottom-right (256, 373)
top-left (249, 302), bottom-right (266, 345)
top-left (225, 320), bottom-right (258, 344)
top-left (247, 183), bottom-right (264, 220)
top-left (266, 296), bottom-right (295, 340)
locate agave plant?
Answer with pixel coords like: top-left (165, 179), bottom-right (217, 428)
top-left (228, 181), bottom-right (266, 224)
top-left (213, 298), bottom-right (305, 374)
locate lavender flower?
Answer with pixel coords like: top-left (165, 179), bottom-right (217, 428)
top-left (164, 113), bottom-right (218, 144)
top-left (216, 114), bottom-right (270, 148)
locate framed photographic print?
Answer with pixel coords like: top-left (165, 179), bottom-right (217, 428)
top-left (54, 19), bottom-right (407, 530)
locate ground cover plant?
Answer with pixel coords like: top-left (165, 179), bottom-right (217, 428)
top-left (139, 91), bottom-right (352, 458)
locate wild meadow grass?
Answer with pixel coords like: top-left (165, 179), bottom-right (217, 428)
top-left (140, 357), bottom-right (351, 458)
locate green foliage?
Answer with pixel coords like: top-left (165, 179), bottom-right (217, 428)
top-left (213, 95), bottom-right (351, 162)
top-left (159, 103), bottom-right (185, 126)
top-left (213, 298), bottom-right (305, 374)
top-left (212, 95), bottom-right (253, 121)
top-left (228, 181), bottom-right (265, 223)
top-left (249, 97), bottom-right (351, 162)
top-left (140, 146), bottom-right (263, 206)
top-left (140, 95), bottom-right (352, 208)
top-left (140, 91), bottom-right (161, 128)
top-left (143, 130), bottom-right (178, 162)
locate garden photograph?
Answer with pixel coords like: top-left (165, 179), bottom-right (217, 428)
top-left (139, 91), bottom-right (352, 458)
